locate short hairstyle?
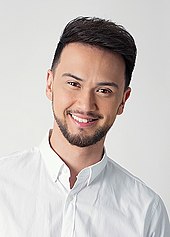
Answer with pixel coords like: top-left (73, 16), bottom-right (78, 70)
top-left (51, 16), bottom-right (137, 89)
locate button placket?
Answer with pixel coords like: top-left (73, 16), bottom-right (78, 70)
top-left (61, 193), bottom-right (77, 237)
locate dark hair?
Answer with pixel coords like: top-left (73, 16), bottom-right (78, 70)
top-left (51, 16), bottom-right (137, 88)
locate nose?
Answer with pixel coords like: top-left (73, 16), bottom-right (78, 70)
top-left (77, 90), bottom-right (98, 112)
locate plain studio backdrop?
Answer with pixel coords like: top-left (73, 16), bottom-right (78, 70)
top-left (0, 0), bottom-right (169, 216)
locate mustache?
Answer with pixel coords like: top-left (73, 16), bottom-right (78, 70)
top-left (66, 110), bottom-right (104, 119)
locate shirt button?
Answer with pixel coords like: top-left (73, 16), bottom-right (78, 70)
top-left (67, 194), bottom-right (74, 203)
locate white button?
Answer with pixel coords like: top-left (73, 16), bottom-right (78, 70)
top-left (67, 194), bottom-right (75, 203)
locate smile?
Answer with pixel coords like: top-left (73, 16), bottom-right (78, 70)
top-left (69, 113), bottom-right (98, 124)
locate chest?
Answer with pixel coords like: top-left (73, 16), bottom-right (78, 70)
top-left (0, 180), bottom-right (144, 237)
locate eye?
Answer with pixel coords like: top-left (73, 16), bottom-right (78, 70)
top-left (97, 88), bottom-right (113, 95)
top-left (67, 81), bottom-right (81, 88)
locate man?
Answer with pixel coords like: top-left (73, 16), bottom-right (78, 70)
top-left (0, 17), bottom-right (169, 236)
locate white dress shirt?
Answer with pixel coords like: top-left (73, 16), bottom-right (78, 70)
top-left (0, 132), bottom-right (169, 237)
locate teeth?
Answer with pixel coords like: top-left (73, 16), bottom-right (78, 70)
top-left (71, 114), bottom-right (91, 123)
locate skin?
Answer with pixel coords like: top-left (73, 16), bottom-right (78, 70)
top-left (46, 43), bottom-right (131, 188)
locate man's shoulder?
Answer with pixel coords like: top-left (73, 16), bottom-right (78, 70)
top-left (107, 157), bottom-right (144, 182)
top-left (106, 156), bottom-right (159, 201)
top-left (0, 147), bottom-right (44, 191)
top-left (105, 156), bottom-right (170, 233)
top-left (0, 147), bottom-right (41, 172)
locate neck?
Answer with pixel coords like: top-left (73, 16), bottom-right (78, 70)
top-left (49, 125), bottom-right (105, 178)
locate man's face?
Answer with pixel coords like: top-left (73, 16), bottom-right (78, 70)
top-left (46, 43), bottom-right (131, 147)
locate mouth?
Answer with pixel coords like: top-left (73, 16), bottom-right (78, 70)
top-left (71, 114), bottom-right (98, 123)
top-left (68, 112), bottom-right (100, 126)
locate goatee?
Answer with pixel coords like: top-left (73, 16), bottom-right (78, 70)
top-left (53, 111), bottom-right (111, 148)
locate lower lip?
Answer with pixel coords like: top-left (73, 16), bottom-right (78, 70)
top-left (69, 114), bottom-right (98, 128)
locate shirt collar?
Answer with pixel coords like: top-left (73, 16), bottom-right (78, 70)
top-left (77, 152), bottom-right (107, 186)
top-left (39, 130), bottom-right (108, 186)
top-left (39, 131), bottom-right (64, 182)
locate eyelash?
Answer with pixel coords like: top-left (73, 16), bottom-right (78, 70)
top-left (97, 88), bottom-right (112, 94)
top-left (67, 81), bottom-right (113, 95)
top-left (67, 81), bottom-right (81, 88)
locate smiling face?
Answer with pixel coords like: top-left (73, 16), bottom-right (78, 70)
top-left (46, 43), bottom-right (131, 147)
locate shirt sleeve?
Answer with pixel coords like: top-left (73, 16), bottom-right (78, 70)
top-left (146, 196), bottom-right (170, 237)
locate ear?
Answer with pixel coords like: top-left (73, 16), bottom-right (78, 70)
top-left (117, 87), bottom-right (131, 115)
top-left (46, 69), bottom-right (54, 101)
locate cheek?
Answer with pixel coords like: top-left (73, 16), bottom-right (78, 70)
top-left (53, 90), bottom-right (75, 112)
top-left (100, 100), bottom-right (120, 117)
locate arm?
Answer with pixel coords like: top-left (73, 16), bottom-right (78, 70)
top-left (144, 196), bottom-right (170, 237)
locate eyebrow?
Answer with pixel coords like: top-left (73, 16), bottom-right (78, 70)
top-left (96, 82), bottom-right (119, 89)
top-left (62, 73), bottom-right (83, 81)
top-left (62, 72), bottom-right (119, 89)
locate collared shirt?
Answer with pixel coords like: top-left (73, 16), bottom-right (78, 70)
top-left (0, 132), bottom-right (169, 237)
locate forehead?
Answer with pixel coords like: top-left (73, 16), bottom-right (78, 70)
top-left (54, 43), bottom-right (125, 86)
top-left (59, 42), bottom-right (124, 64)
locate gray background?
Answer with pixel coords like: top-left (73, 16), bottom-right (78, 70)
top-left (0, 0), bottom-right (170, 216)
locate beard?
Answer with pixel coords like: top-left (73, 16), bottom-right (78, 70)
top-left (53, 109), bottom-right (112, 148)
